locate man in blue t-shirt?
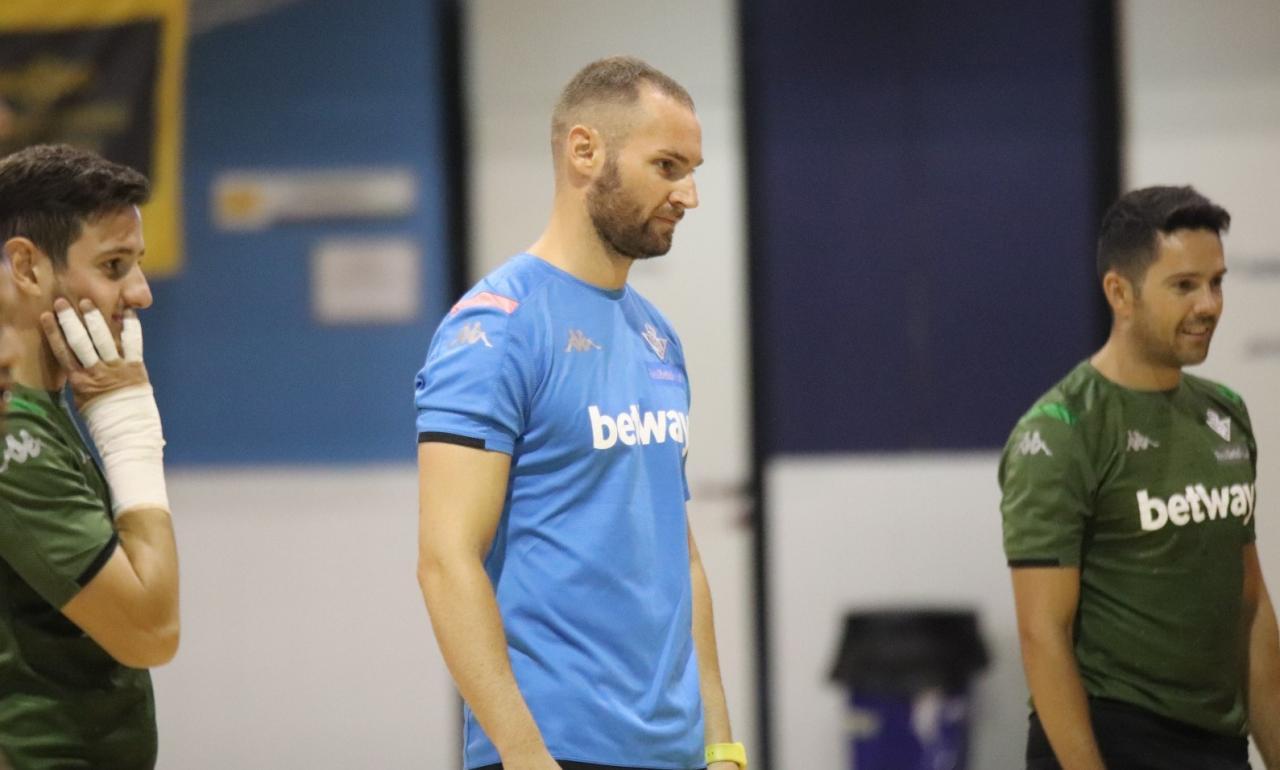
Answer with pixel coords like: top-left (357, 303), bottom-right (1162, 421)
top-left (414, 57), bottom-right (743, 770)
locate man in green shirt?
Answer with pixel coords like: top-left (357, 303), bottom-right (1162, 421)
top-left (0, 144), bottom-right (178, 769)
top-left (1000, 186), bottom-right (1280, 769)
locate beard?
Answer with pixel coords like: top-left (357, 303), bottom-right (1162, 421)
top-left (586, 156), bottom-right (675, 260)
top-left (1132, 305), bottom-right (1216, 369)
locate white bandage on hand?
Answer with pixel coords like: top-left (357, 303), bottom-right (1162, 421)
top-left (55, 305), bottom-right (101, 367)
top-left (55, 305), bottom-right (140, 367)
top-left (82, 308), bottom-right (120, 363)
top-left (82, 384), bottom-right (169, 514)
top-left (57, 305), bottom-right (168, 513)
top-left (122, 311), bottom-right (143, 362)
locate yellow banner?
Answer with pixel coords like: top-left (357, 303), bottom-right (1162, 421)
top-left (0, 0), bottom-right (187, 275)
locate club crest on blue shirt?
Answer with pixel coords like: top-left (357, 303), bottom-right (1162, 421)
top-left (642, 323), bottom-right (668, 361)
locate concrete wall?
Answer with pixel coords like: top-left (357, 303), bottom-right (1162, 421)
top-left (152, 467), bottom-right (455, 768)
top-left (768, 454), bottom-right (1025, 768)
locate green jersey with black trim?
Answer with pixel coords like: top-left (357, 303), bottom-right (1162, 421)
top-left (1000, 361), bottom-right (1258, 737)
top-left (0, 385), bottom-right (156, 770)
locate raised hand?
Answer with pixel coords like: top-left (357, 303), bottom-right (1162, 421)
top-left (40, 297), bottom-right (168, 514)
top-left (40, 298), bottom-right (148, 410)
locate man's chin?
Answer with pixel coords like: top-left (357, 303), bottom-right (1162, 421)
top-left (638, 236), bottom-right (674, 259)
top-left (1177, 344), bottom-right (1212, 367)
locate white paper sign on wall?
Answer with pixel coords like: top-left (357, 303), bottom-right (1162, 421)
top-left (311, 236), bottom-right (421, 325)
top-left (214, 169), bottom-right (417, 231)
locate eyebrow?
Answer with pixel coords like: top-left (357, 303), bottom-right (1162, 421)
top-left (95, 246), bottom-right (145, 258)
top-left (1164, 268), bottom-right (1227, 281)
top-left (659, 150), bottom-right (703, 168)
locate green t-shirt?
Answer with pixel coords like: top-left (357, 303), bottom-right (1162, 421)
top-left (1000, 361), bottom-right (1258, 737)
top-left (0, 385), bottom-right (156, 770)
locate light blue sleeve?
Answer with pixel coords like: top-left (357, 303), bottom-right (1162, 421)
top-left (413, 301), bottom-right (537, 454)
top-left (670, 321), bottom-right (693, 503)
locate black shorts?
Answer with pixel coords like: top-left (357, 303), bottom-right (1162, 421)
top-left (476, 764), bottom-right (705, 770)
top-left (1027, 697), bottom-right (1250, 770)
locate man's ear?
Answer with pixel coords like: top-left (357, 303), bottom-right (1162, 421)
top-left (564, 124), bottom-right (602, 178)
top-left (3, 237), bottom-right (50, 298)
top-left (1101, 269), bottom-right (1136, 318)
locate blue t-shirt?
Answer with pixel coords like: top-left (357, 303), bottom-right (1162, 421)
top-left (414, 253), bottom-right (703, 769)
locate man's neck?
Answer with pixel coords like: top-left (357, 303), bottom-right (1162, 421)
top-left (528, 200), bottom-right (633, 291)
top-left (12, 327), bottom-right (65, 393)
top-left (1090, 334), bottom-right (1182, 391)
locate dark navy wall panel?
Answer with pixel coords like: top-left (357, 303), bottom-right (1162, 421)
top-left (745, 0), bottom-right (1112, 453)
top-left (144, 0), bottom-right (454, 464)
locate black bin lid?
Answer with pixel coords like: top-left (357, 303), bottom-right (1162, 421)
top-left (829, 608), bottom-right (989, 693)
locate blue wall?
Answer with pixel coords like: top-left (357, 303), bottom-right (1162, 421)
top-left (144, 0), bottom-right (456, 464)
top-left (746, 1), bottom-right (1113, 454)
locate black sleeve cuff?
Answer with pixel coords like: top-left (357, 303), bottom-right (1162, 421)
top-left (77, 532), bottom-right (120, 586)
top-left (418, 431), bottom-right (485, 449)
top-left (1007, 557), bottom-right (1063, 568)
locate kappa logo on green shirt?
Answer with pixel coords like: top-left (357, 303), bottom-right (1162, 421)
top-left (1126, 430), bottom-right (1159, 452)
top-left (0, 429), bottom-right (44, 474)
top-left (1015, 430), bottom-right (1052, 457)
top-left (1137, 483), bottom-right (1256, 531)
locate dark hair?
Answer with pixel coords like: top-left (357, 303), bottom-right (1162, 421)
top-left (551, 56), bottom-right (694, 150)
top-left (1096, 185), bottom-right (1230, 283)
top-left (0, 144), bottom-right (150, 268)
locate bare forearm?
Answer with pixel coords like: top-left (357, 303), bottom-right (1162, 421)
top-left (420, 557), bottom-right (547, 762)
top-left (691, 559), bottom-right (733, 744)
top-left (60, 506), bottom-right (181, 667)
top-left (1248, 599), bottom-right (1280, 766)
top-left (113, 507), bottom-right (180, 639)
top-left (1021, 633), bottom-right (1106, 770)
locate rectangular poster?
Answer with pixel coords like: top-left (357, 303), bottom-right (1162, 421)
top-left (0, 0), bottom-right (186, 275)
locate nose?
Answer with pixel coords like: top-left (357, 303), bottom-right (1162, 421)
top-left (671, 175), bottom-right (698, 211)
top-left (1191, 287), bottom-right (1222, 323)
top-left (123, 263), bottom-right (154, 310)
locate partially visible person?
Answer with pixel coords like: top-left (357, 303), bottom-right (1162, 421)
top-left (0, 144), bottom-right (178, 769)
top-left (416, 57), bottom-right (742, 770)
top-left (0, 261), bottom-right (20, 428)
top-left (1001, 185), bottom-right (1280, 770)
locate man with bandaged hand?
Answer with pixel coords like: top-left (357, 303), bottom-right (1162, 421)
top-left (0, 144), bottom-right (176, 770)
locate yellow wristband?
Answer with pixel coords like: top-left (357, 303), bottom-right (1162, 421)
top-left (705, 742), bottom-right (747, 768)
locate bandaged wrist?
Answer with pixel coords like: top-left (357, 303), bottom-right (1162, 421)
top-left (81, 384), bottom-right (169, 514)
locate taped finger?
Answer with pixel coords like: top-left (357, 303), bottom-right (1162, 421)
top-left (122, 311), bottom-right (143, 363)
top-left (56, 306), bottom-right (101, 368)
top-left (83, 308), bottom-right (121, 363)
top-left (39, 312), bottom-right (79, 372)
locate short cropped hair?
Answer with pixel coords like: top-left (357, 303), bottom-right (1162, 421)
top-left (551, 56), bottom-right (694, 153)
top-left (1096, 185), bottom-right (1230, 283)
top-left (0, 144), bottom-right (150, 268)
